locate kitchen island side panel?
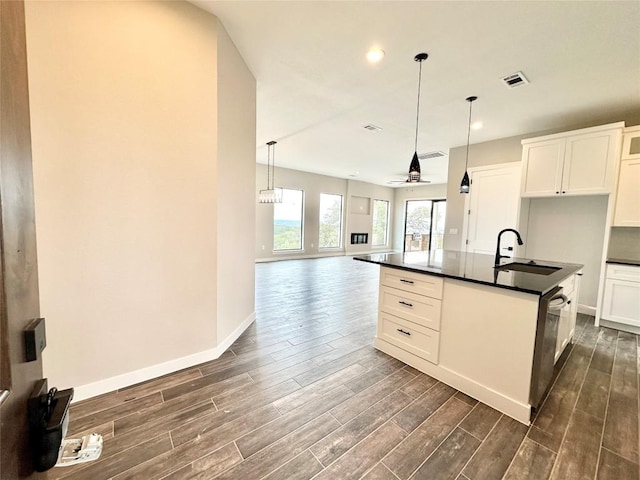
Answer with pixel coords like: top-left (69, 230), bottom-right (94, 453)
top-left (439, 279), bottom-right (539, 407)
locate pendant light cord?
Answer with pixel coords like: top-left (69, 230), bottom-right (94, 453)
top-left (265, 141), bottom-right (278, 190)
top-left (267, 143), bottom-right (271, 189)
top-left (464, 99), bottom-right (474, 170)
top-left (271, 142), bottom-right (276, 189)
top-left (414, 59), bottom-right (423, 153)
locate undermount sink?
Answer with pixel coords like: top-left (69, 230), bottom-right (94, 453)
top-left (495, 262), bottom-right (561, 276)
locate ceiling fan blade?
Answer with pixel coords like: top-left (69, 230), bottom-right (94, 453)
top-left (386, 178), bottom-right (431, 185)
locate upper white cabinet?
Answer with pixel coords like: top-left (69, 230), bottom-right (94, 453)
top-left (613, 126), bottom-right (640, 226)
top-left (613, 158), bottom-right (640, 226)
top-left (521, 123), bottom-right (623, 198)
top-left (621, 125), bottom-right (640, 160)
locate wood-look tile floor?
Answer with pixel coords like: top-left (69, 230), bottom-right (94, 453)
top-left (48, 256), bottom-right (640, 480)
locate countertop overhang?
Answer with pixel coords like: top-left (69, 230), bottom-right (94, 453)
top-left (354, 250), bottom-right (583, 296)
top-left (606, 258), bottom-right (640, 267)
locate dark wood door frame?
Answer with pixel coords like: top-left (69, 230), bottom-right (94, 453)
top-left (1, 1), bottom-right (45, 478)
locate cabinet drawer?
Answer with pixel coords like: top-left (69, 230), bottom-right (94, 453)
top-left (379, 286), bottom-right (442, 331)
top-left (378, 312), bottom-right (440, 364)
top-left (380, 267), bottom-right (443, 299)
top-left (606, 264), bottom-right (640, 283)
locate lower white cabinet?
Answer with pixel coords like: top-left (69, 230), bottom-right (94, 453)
top-left (602, 264), bottom-right (640, 327)
top-left (378, 267), bottom-right (443, 364)
top-left (379, 286), bottom-right (442, 330)
top-left (378, 311), bottom-right (440, 364)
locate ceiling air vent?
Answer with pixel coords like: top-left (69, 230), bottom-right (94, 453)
top-left (363, 124), bottom-right (382, 131)
top-left (501, 71), bottom-right (529, 88)
top-left (418, 151), bottom-right (446, 160)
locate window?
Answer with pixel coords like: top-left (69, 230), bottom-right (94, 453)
top-left (319, 193), bottom-right (343, 249)
top-left (273, 189), bottom-right (304, 251)
top-left (372, 199), bottom-right (390, 246)
top-left (404, 199), bottom-right (446, 252)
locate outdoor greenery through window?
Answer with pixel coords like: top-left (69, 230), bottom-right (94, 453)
top-left (404, 199), bottom-right (446, 252)
top-left (273, 188), bottom-right (303, 251)
top-left (372, 199), bottom-right (389, 246)
top-left (319, 193), bottom-right (343, 249)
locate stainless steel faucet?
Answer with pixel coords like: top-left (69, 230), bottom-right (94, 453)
top-left (495, 228), bottom-right (524, 266)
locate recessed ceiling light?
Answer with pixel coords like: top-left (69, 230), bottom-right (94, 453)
top-left (363, 124), bottom-right (382, 131)
top-left (471, 121), bottom-right (483, 130)
top-left (366, 48), bottom-right (385, 63)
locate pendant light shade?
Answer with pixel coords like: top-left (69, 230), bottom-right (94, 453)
top-left (460, 96), bottom-right (477, 194)
top-left (460, 171), bottom-right (470, 194)
top-left (258, 141), bottom-right (283, 203)
top-left (407, 52), bottom-right (428, 183)
top-left (408, 152), bottom-right (421, 183)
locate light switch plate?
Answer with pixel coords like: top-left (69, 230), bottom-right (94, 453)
top-left (25, 317), bottom-right (46, 362)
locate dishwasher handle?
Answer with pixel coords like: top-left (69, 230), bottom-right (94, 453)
top-left (548, 293), bottom-right (569, 310)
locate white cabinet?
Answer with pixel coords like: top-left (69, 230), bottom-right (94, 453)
top-left (377, 267), bottom-right (442, 364)
top-left (520, 139), bottom-right (565, 197)
top-left (602, 264), bottom-right (640, 327)
top-left (555, 273), bottom-right (581, 363)
top-left (621, 125), bottom-right (640, 160)
top-left (613, 127), bottom-right (640, 226)
top-left (521, 123), bottom-right (623, 198)
top-left (613, 159), bottom-right (640, 227)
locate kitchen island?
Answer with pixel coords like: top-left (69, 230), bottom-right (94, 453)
top-left (355, 250), bottom-right (582, 424)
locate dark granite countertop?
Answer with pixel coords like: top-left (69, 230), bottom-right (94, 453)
top-left (606, 258), bottom-right (640, 267)
top-left (354, 250), bottom-right (583, 296)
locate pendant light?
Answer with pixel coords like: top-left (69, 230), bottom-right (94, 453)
top-left (408, 52), bottom-right (428, 183)
top-left (258, 141), bottom-right (283, 203)
top-left (459, 96), bottom-right (477, 194)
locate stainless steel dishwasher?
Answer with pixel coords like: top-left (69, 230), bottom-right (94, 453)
top-left (529, 286), bottom-right (569, 411)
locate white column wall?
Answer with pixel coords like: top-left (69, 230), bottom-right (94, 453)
top-left (26, 1), bottom-right (255, 398)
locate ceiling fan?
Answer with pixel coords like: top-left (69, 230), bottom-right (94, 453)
top-left (387, 171), bottom-right (431, 185)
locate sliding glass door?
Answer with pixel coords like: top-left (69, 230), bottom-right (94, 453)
top-left (403, 199), bottom-right (446, 252)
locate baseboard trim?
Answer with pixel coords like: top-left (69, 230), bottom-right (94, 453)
top-left (256, 249), bottom-right (394, 263)
top-left (373, 337), bottom-right (532, 425)
top-left (577, 304), bottom-right (596, 316)
top-left (215, 312), bottom-right (257, 358)
top-left (600, 319), bottom-right (640, 335)
top-left (256, 252), bottom-right (344, 263)
top-left (72, 312), bottom-right (256, 403)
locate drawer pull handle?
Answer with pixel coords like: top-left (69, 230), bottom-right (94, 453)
top-left (400, 279), bottom-right (414, 285)
top-left (397, 328), bottom-right (411, 336)
top-left (398, 301), bottom-right (413, 308)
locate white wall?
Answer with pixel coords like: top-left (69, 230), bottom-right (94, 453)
top-left (26, 1), bottom-right (255, 397)
top-left (444, 136), bottom-right (523, 251)
top-left (523, 196), bottom-right (608, 307)
top-left (608, 227), bottom-right (640, 262)
top-left (255, 165), bottom-right (348, 260)
top-left (216, 24), bottom-right (256, 343)
top-left (344, 180), bottom-right (395, 255)
top-left (392, 184), bottom-right (448, 252)
top-left (255, 167), bottom-right (395, 260)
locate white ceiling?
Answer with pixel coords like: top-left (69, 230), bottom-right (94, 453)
top-left (192, 1), bottom-right (640, 187)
